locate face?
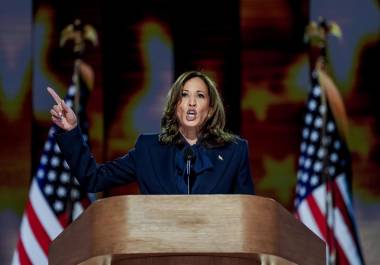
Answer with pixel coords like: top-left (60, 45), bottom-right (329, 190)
top-left (176, 77), bottom-right (211, 134)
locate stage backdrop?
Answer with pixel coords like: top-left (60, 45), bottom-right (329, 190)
top-left (0, 0), bottom-right (378, 264)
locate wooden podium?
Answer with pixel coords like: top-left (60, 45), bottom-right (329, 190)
top-left (48, 195), bottom-right (325, 265)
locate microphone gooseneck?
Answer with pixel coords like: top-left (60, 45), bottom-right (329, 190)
top-left (184, 147), bottom-right (195, 195)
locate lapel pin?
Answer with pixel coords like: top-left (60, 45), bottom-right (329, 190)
top-left (218, 155), bottom-right (223, 161)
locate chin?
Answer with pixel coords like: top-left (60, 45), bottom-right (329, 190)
top-left (181, 121), bottom-right (202, 130)
top-left (183, 123), bottom-right (200, 128)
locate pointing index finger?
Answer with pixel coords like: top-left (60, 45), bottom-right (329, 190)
top-left (47, 87), bottom-right (62, 105)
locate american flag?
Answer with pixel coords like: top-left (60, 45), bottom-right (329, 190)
top-left (294, 70), bottom-right (365, 265)
top-left (12, 85), bottom-right (91, 265)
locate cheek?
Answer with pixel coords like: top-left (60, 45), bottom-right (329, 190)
top-left (201, 103), bottom-right (210, 116)
top-left (199, 108), bottom-right (209, 122)
top-left (175, 103), bottom-right (183, 120)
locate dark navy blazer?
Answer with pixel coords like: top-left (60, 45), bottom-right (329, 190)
top-left (56, 126), bottom-right (254, 195)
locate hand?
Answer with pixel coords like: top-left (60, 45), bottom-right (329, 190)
top-left (47, 87), bottom-right (78, 131)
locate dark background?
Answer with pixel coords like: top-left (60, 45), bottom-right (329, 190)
top-left (0, 0), bottom-right (379, 263)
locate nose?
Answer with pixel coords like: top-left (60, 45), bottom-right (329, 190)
top-left (188, 95), bottom-right (196, 106)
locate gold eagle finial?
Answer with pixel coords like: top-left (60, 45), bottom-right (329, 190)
top-left (60, 19), bottom-right (98, 54)
top-left (304, 17), bottom-right (342, 46)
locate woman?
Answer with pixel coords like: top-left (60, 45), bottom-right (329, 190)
top-left (48, 71), bottom-right (254, 194)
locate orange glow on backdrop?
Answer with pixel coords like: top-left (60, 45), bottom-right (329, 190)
top-left (108, 19), bottom-right (173, 153)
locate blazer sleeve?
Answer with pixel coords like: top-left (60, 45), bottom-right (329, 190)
top-left (55, 126), bottom-right (137, 192)
top-left (233, 139), bottom-right (255, 195)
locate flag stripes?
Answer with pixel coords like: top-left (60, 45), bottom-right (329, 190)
top-left (295, 70), bottom-right (365, 265)
top-left (12, 85), bottom-right (92, 265)
top-left (29, 179), bottom-right (62, 240)
top-left (25, 202), bottom-right (50, 255)
top-left (19, 216), bottom-right (48, 265)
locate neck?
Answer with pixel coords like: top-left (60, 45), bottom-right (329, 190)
top-left (179, 127), bottom-right (198, 145)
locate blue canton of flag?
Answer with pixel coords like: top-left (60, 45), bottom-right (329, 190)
top-left (294, 71), bottom-right (365, 265)
top-left (12, 85), bottom-right (91, 265)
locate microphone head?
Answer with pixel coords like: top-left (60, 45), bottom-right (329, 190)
top-left (184, 146), bottom-right (195, 162)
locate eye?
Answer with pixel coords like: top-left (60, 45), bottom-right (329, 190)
top-left (181, 92), bottom-right (188, 97)
top-left (197, 93), bottom-right (205, 98)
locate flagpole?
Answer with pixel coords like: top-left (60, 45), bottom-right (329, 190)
top-left (60, 19), bottom-right (98, 223)
top-left (305, 17), bottom-right (342, 265)
top-left (318, 24), bottom-right (337, 265)
top-left (298, 17), bottom-right (365, 265)
top-left (319, 77), bottom-right (337, 265)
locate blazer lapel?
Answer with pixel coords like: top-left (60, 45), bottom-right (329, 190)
top-left (192, 146), bottom-right (232, 194)
top-left (148, 143), bottom-right (177, 194)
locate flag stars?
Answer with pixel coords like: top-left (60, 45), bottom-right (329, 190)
top-left (41, 155), bottom-right (48, 165)
top-left (305, 113), bottom-right (313, 125)
top-left (57, 187), bottom-right (67, 198)
top-left (68, 85), bottom-right (76, 95)
top-left (298, 156), bottom-right (305, 166)
top-left (37, 169), bottom-right (45, 179)
top-left (313, 161), bottom-right (323, 172)
top-left (300, 142), bottom-right (307, 152)
top-left (312, 86), bottom-right (321, 97)
top-left (310, 175), bottom-right (319, 186)
top-left (330, 153), bottom-right (338, 163)
top-left (307, 145), bottom-right (315, 155)
top-left (44, 141), bottom-right (52, 151)
top-left (299, 186), bottom-right (306, 196)
top-left (334, 140), bottom-right (341, 150)
top-left (47, 170), bottom-right (57, 181)
top-left (302, 172), bottom-right (309, 182)
top-left (44, 184), bottom-right (54, 196)
top-left (48, 127), bottom-right (56, 137)
top-left (329, 166), bottom-right (336, 175)
top-left (71, 189), bottom-right (80, 200)
top-left (60, 172), bottom-right (70, 183)
top-left (303, 128), bottom-right (310, 139)
top-left (65, 100), bottom-right (73, 108)
top-left (310, 131), bottom-right (319, 142)
top-left (295, 78), bottom-right (363, 263)
top-left (314, 117), bottom-right (323, 128)
top-left (51, 156), bottom-right (60, 167)
top-left (53, 200), bottom-right (64, 212)
top-left (308, 100), bottom-right (317, 111)
top-left (317, 148), bottom-right (326, 159)
top-left (16, 86), bottom-right (93, 255)
top-left (304, 158), bottom-right (312, 169)
top-left (319, 105), bottom-right (326, 114)
top-left (327, 121), bottom-right (335, 132)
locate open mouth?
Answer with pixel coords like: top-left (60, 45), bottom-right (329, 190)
top-left (186, 109), bottom-right (197, 121)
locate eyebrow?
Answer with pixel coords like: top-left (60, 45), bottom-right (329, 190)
top-left (182, 89), bottom-right (206, 93)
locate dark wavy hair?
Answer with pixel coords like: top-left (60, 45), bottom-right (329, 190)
top-left (159, 71), bottom-right (235, 147)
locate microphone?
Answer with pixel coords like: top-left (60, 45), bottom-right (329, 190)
top-left (184, 147), bottom-right (195, 194)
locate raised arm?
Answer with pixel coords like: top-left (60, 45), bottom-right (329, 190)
top-left (48, 87), bottom-right (137, 192)
top-left (55, 126), bottom-right (137, 192)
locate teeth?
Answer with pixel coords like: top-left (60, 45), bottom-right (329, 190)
top-left (186, 110), bottom-right (196, 121)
